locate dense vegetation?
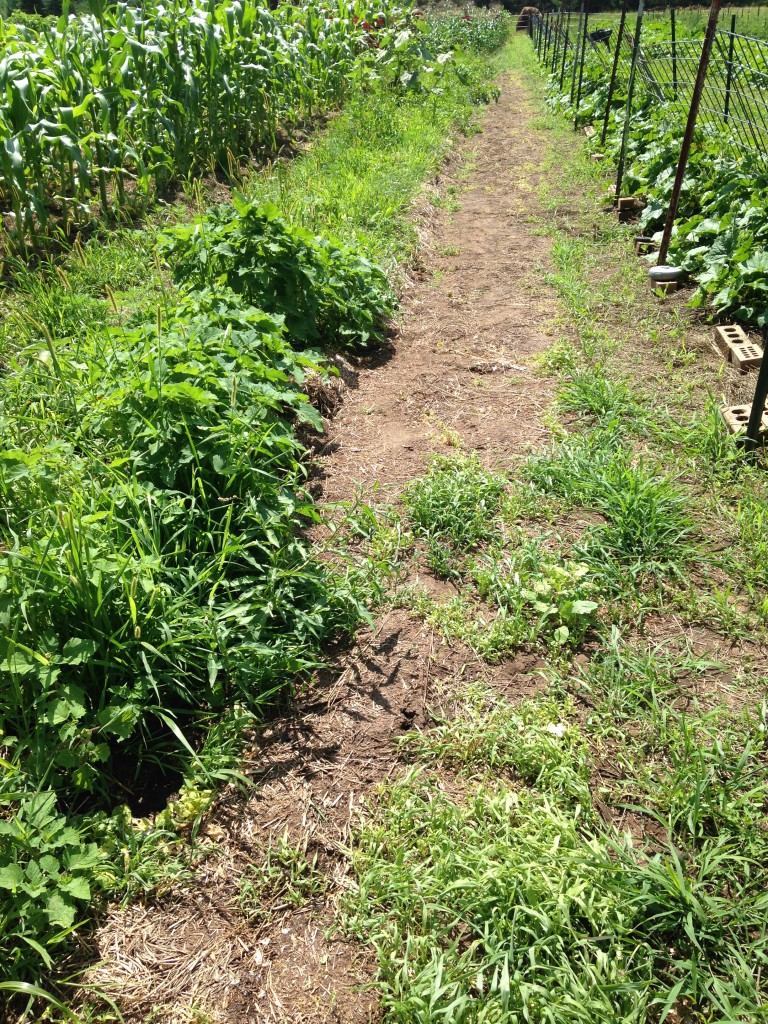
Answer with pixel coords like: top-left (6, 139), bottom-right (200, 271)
top-left (544, 10), bottom-right (768, 329)
top-left (0, 0), bottom-right (423, 250)
top-left (0, 197), bottom-right (389, 990)
top-left (0, 1), bottom-right (512, 1008)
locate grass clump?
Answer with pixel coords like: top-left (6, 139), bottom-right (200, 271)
top-left (558, 366), bottom-right (640, 425)
top-left (239, 835), bottom-right (327, 921)
top-left (403, 453), bottom-right (507, 552)
top-left (401, 685), bottom-right (590, 803)
top-left (527, 435), bottom-right (696, 587)
top-left (347, 767), bottom-right (768, 1024)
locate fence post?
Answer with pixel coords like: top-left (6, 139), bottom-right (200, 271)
top-left (551, 10), bottom-right (560, 70)
top-left (746, 336), bottom-right (768, 449)
top-left (560, 25), bottom-right (570, 90)
top-left (570, 3), bottom-right (585, 104)
top-left (553, 3), bottom-right (566, 72)
top-left (575, 0), bottom-right (590, 122)
top-left (615, 0), bottom-right (647, 200)
top-left (600, 0), bottom-right (628, 145)
top-left (657, 0), bottom-right (723, 264)
top-left (671, 3), bottom-right (677, 99)
top-left (724, 13), bottom-right (736, 122)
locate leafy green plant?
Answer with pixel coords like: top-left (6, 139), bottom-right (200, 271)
top-left (0, 789), bottom-right (103, 977)
top-left (473, 538), bottom-right (600, 646)
top-left (541, 23), bottom-right (768, 330)
top-left (161, 198), bottom-right (395, 351)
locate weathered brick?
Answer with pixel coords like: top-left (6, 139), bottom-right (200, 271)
top-left (730, 341), bottom-right (763, 371)
top-left (720, 404), bottom-right (768, 435)
top-left (713, 324), bottom-right (749, 356)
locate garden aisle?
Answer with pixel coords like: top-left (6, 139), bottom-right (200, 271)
top-left (318, 66), bottom-right (561, 503)
top-left (87, 60), bottom-right (577, 1024)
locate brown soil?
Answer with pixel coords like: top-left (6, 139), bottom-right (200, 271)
top-left (82, 70), bottom-right (569, 1024)
top-left (315, 89), bottom-right (560, 503)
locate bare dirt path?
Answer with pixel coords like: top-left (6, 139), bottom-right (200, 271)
top-left (317, 69), bottom-right (561, 503)
top-left (87, 66), bottom-right (575, 1024)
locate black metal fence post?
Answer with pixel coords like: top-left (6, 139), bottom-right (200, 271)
top-left (746, 334), bottom-right (768, 449)
top-left (550, 11), bottom-right (560, 71)
top-left (575, 0), bottom-right (590, 122)
top-left (560, 25), bottom-right (570, 90)
top-left (570, 3), bottom-right (585, 104)
top-left (724, 13), bottom-right (736, 122)
top-left (615, 0), bottom-right (646, 200)
top-left (601, 0), bottom-right (628, 145)
top-left (657, 0), bottom-right (723, 264)
top-left (553, 4), bottom-right (566, 72)
top-left (671, 4), bottom-right (678, 99)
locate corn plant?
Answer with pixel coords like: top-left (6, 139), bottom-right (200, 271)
top-left (0, 0), bottom-right (424, 251)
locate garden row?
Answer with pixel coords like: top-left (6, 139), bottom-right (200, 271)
top-left (536, 9), bottom-right (768, 331)
top-left (0, 0), bottom-right (421, 250)
top-left (0, 5), bottom-right (512, 1009)
top-left (1, 194), bottom-right (395, 995)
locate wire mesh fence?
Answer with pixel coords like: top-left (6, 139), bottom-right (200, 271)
top-left (530, 3), bottom-right (768, 446)
top-left (532, 6), bottom-right (768, 165)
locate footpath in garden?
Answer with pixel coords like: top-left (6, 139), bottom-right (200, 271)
top-left (87, 37), bottom-right (768, 1024)
top-left (86, 64), bottom-right (563, 1024)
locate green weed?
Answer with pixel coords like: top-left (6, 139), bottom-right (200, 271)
top-left (346, 768), bottom-right (768, 1023)
top-left (403, 452), bottom-right (507, 555)
top-left (239, 834), bottom-right (327, 921)
top-left (401, 685), bottom-right (590, 802)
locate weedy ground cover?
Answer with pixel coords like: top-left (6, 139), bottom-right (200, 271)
top-left (340, 38), bottom-right (768, 1024)
top-left (0, 5), bottom-right (512, 1007)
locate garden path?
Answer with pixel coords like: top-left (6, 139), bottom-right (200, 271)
top-left (87, 65), bottom-right (572, 1024)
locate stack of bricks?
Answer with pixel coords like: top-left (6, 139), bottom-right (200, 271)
top-left (713, 324), bottom-right (763, 372)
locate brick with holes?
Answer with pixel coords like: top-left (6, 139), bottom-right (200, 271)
top-left (720, 404), bottom-right (768, 435)
top-left (730, 340), bottom-right (763, 371)
top-left (713, 324), bottom-right (750, 356)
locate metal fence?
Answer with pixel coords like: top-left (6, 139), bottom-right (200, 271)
top-left (531, 5), bottom-right (768, 166)
top-left (529, 2), bottom-right (768, 448)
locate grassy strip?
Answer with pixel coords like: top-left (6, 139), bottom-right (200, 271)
top-left (246, 46), bottom-right (506, 273)
top-left (342, 37), bottom-right (768, 1024)
top-left (0, 16), bottom-right (511, 1001)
